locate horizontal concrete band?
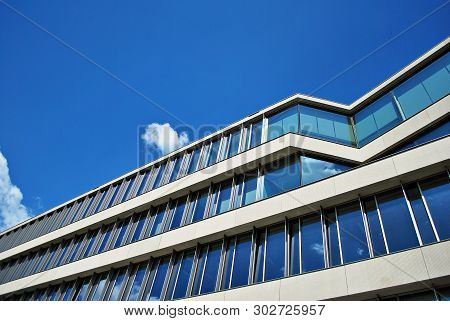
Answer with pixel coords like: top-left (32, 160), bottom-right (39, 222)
top-left (1, 37), bottom-right (448, 239)
top-left (0, 137), bottom-right (449, 296)
top-left (0, 97), bottom-right (448, 262)
top-left (185, 240), bottom-right (450, 301)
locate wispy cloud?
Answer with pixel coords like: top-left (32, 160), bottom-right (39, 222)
top-left (0, 151), bottom-right (32, 231)
top-left (141, 123), bottom-right (189, 155)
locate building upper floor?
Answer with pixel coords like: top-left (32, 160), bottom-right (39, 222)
top-left (0, 37), bottom-right (448, 260)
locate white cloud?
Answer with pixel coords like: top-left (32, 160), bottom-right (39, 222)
top-left (141, 123), bottom-right (189, 155)
top-left (0, 151), bottom-right (32, 231)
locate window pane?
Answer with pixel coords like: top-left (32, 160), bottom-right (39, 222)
top-left (354, 94), bottom-right (402, 146)
top-left (109, 268), bottom-right (127, 301)
top-left (395, 75), bottom-right (433, 118)
top-left (249, 121), bottom-right (263, 149)
top-left (420, 52), bottom-right (450, 101)
top-left (299, 105), bottom-right (355, 146)
top-left (152, 164), bottom-right (166, 188)
top-left (301, 216), bottom-right (325, 272)
top-left (405, 184), bottom-right (436, 245)
top-left (148, 258), bottom-right (170, 301)
top-left (191, 190), bottom-right (208, 223)
top-left (74, 277), bottom-right (90, 301)
top-left (267, 105), bottom-right (299, 140)
top-left (192, 247), bottom-right (207, 295)
top-left (81, 230), bottom-right (98, 258)
top-left (136, 171), bottom-right (151, 196)
top-left (207, 140), bottom-right (221, 166)
top-left (254, 230), bottom-right (266, 283)
top-left (301, 155), bottom-right (351, 186)
top-left (230, 234), bottom-right (252, 288)
top-left (121, 177), bottom-right (136, 202)
top-left (168, 157), bottom-right (183, 183)
top-left (91, 272), bottom-right (108, 301)
top-left (337, 202), bottom-right (370, 264)
top-left (169, 198), bottom-right (187, 230)
top-left (227, 130), bottom-right (241, 158)
top-left (420, 174), bottom-right (450, 240)
top-left (172, 250), bottom-right (195, 300)
top-left (127, 264), bottom-right (147, 301)
top-left (232, 177), bottom-right (244, 209)
top-left (325, 209), bottom-right (341, 266)
top-left (131, 212), bottom-right (148, 242)
top-left (363, 198), bottom-right (387, 256)
top-left (216, 181), bottom-right (233, 214)
top-left (200, 243), bottom-right (222, 294)
top-left (113, 219), bottom-right (131, 248)
top-left (265, 224), bottom-right (285, 281)
top-left (93, 190), bottom-right (108, 213)
top-left (221, 238), bottom-right (236, 289)
top-left (96, 224), bottom-right (113, 254)
top-left (242, 173), bottom-right (258, 205)
top-left (377, 189), bottom-right (419, 252)
top-left (262, 157), bottom-right (300, 198)
top-left (67, 236), bottom-right (84, 263)
top-left (149, 205), bottom-right (167, 236)
top-left (61, 282), bottom-right (75, 301)
top-left (165, 255), bottom-right (182, 301)
top-left (187, 149), bottom-right (201, 174)
top-left (289, 220), bottom-right (300, 275)
top-left (106, 184), bottom-right (120, 208)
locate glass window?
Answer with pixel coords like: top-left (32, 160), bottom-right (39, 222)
top-left (113, 218), bottom-right (131, 249)
top-left (106, 184), bottom-right (121, 208)
top-left (232, 176), bottom-right (244, 209)
top-left (148, 205), bottom-right (167, 236)
top-left (301, 216), bottom-right (325, 273)
top-left (108, 268), bottom-right (127, 301)
top-left (196, 242), bottom-right (222, 295)
top-left (215, 181), bottom-right (233, 215)
top-left (289, 220), bottom-right (300, 275)
top-left (227, 130), bottom-right (241, 158)
top-left (168, 198), bottom-right (187, 230)
top-left (126, 264), bottom-right (147, 301)
top-left (121, 177), bottom-right (136, 202)
top-left (171, 250), bottom-right (195, 300)
top-left (188, 190), bottom-right (209, 223)
top-left (93, 189), bottom-right (108, 213)
top-left (254, 230), bottom-right (266, 283)
top-left (325, 208), bottom-right (341, 267)
top-left (146, 257), bottom-right (170, 301)
top-left (74, 277), bottom-right (91, 301)
top-left (91, 272), bottom-right (108, 301)
top-left (262, 157), bottom-right (300, 198)
top-left (265, 224), bottom-right (285, 281)
top-left (377, 189), bottom-right (419, 252)
top-left (267, 105), bottom-right (299, 140)
top-left (221, 238), bottom-right (235, 289)
top-left (337, 202), bottom-right (370, 264)
top-left (81, 229), bottom-right (99, 259)
top-left (168, 157), bottom-right (183, 183)
top-left (136, 171), bottom-right (151, 196)
top-left (242, 172), bottom-right (258, 205)
top-left (230, 234), bottom-right (252, 288)
top-left (67, 235), bottom-right (84, 263)
top-left (96, 224), bottom-right (113, 254)
top-left (405, 184), bottom-right (437, 245)
top-left (165, 254), bottom-right (182, 300)
top-left (46, 286), bottom-right (59, 301)
top-left (187, 148), bottom-right (201, 174)
top-left (43, 245), bottom-right (58, 271)
top-left (299, 105), bottom-right (355, 146)
top-left (301, 155), bottom-right (351, 186)
top-left (152, 163), bottom-right (166, 189)
top-left (420, 52), bottom-right (450, 102)
top-left (249, 120), bottom-right (263, 149)
top-left (54, 241), bottom-right (70, 267)
top-left (354, 94), bottom-right (402, 146)
top-left (363, 197), bottom-right (387, 256)
top-left (207, 140), bottom-right (221, 167)
top-left (131, 212), bottom-right (148, 243)
top-left (420, 174), bottom-right (450, 240)
top-left (79, 196), bottom-right (96, 220)
top-left (60, 281), bottom-right (75, 301)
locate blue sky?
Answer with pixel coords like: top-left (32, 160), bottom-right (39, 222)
top-left (0, 0), bottom-right (449, 230)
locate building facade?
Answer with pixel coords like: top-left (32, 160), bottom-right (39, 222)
top-left (0, 39), bottom-right (449, 301)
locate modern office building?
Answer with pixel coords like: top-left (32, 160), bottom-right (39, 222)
top-left (0, 39), bottom-right (449, 302)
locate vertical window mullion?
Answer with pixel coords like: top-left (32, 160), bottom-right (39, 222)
top-left (359, 196), bottom-right (374, 258)
top-left (263, 227), bottom-right (267, 282)
top-left (401, 183), bottom-right (423, 246)
top-left (334, 208), bottom-right (344, 265)
top-left (373, 195), bottom-right (390, 254)
top-left (416, 182), bottom-right (440, 242)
